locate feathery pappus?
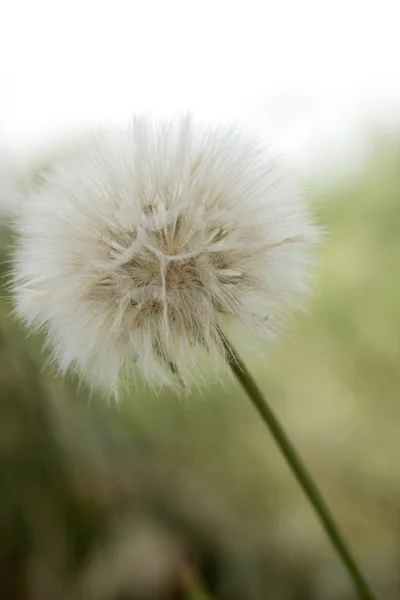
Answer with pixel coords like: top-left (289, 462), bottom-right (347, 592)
top-left (12, 116), bottom-right (319, 395)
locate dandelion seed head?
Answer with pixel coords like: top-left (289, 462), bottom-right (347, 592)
top-left (12, 116), bottom-right (319, 395)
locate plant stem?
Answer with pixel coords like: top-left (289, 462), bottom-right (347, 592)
top-left (217, 327), bottom-right (377, 600)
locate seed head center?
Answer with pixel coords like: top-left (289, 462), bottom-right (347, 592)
top-left (166, 260), bottom-right (195, 287)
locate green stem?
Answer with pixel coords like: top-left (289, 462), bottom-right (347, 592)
top-left (217, 327), bottom-right (377, 600)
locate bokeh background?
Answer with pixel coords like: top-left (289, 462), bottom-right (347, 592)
top-left (1, 1), bottom-right (400, 598)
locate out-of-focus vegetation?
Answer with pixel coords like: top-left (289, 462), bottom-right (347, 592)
top-left (1, 139), bottom-right (400, 599)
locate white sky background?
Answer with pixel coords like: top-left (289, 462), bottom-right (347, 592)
top-left (1, 0), bottom-right (400, 180)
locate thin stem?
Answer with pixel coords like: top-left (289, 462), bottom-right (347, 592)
top-left (217, 327), bottom-right (377, 600)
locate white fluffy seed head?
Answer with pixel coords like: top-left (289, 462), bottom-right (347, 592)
top-left (12, 116), bottom-right (319, 395)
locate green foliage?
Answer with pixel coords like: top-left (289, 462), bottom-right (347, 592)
top-left (1, 139), bottom-right (400, 598)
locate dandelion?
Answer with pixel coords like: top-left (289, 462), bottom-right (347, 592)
top-left (12, 116), bottom-right (375, 600)
top-left (12, 116), bottom-right (315, 394)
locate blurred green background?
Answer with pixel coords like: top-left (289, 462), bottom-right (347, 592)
top-left (1, 137), bottom-right (400, 600)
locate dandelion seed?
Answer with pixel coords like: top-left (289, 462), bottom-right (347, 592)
top-left (10, 117), bottom-right (378, 600)
top-left (12, 116), bottom-right (318, 395)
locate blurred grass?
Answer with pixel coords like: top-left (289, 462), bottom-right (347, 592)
top-left (1, 137), bottom-right (400, 598)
